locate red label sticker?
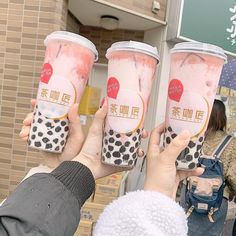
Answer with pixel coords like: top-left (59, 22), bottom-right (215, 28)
top-left (41, 63), bottom-right (53, 84)
top-left (107, 77), bottom-right (120, 99)
top-left (168, 79), bottom-right (183, 102)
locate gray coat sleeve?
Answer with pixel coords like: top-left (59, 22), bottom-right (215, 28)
top-left (0, 161), bottom-right (95, 236)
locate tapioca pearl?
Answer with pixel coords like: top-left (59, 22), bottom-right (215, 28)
top-left (129, 147), bottom-right (135, 153)
top-left (184, 148), bottom-right (190, 154)
top-left (132, 153), bottom-right (137, 159)
top-left (42, 137), bottom-right (49, 143)
top-left (135, 142), bottom-right (139, 148)
top-left (119, 146), bottom-right (126, 153)
top-left (186, 155), bottom-right (193, 162)
top-left (38, 118), bottom-right (43, 124)
top-left (104, 139), bottom-right (108, 145)
top-left (47, 131), bottom-right (53, 135)
top-left (108, 145), bottom-right (114, 151)
top-left (114, 159), bottom-right (122, 165)
top-left (115, 141), bottom-right (122, 146)
top-left (53, 138), bottom-right (59, 144)
top-left (194, 152), bottom-right (200, 158)
top-left (132, 136), bottom-right (137, 142)
top-left (198, 137), bottom-right (204, 142)
top-left (31, 134), bottom-right (36, 140)
top-left (109, 137), bottom-right (115, 143)
top-left (126, 132), bottom-right (132, 137)
top-left (113, 152), bottom-right (121, 158)
top-left (166, 137), bottom-right (171, 144)
top-left (124, 141), bottom-right (130, 147)
top-left (45, 122), bottom-right (52, 128)
top-left (55, 146), bottom-right (60, 151)
top-left (171, 133), bottom-right (177, 139)
top-left (36, 105), bottom-right (38, 109)
top-left (197, 145), bottom-right (202, 151)
top-left (61, 121), bottom-right (66, 126)
top-left (33, 126), bottom-right (37, 132)
top-left (138, 135), bottom-right (141, 142)
top-left (60, 140), bottom-right (65, 146)
top-left (32, 118), bottom-right (35, 124)
top-left (123, 154), bottom-right (129, 161)
top-left (46, 143), bottom-right (53, 149)
top-left (34, 141), bottom-right (41, 147)
top-left (177, 155), bottom-right (181, 161)
top-left (175, 161), bottom-right (178, 167)
top-left (188, 162), bottom-right (196, 169)
top-left (106, 152), bottom-right (111, 158)
top-left (103, 148), bottom-right (107, 153)
top-left (109, 130), bottom-right (114, 135)
top-left (54, 119), bottom-right (60, 123)
top-left (128, 160), bottom-right (133, 166)
top-left (188, 141), bottom-right (196, 148)
top-left (137, 129), bottom-right (141, 134)
top-left (64, 126), bottom-right (69, 132)
top-left (38, 132), bottom-right (43, 137)
top-left (116, 134), bottom-right (121, 138)
top-left (55, 126), bottom-right (61, 132)
top-left (61, 133), bottom-right (64, 138)
top-left (167, 126), bottom-right (172, 132)
top-left (28, 140), bottom-right (31, 145)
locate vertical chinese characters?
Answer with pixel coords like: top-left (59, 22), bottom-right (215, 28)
top-left (226, 5), bottom-right (236, 46)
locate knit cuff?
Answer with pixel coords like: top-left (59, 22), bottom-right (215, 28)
top-left (50, 161), bottom-right (95, 205)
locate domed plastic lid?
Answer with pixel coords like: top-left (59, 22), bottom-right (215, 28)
top-left (171, 42), bottom-right (227, 63)
top-left (106, 41), bottom-right (160, 62)
top-left (44, 31), bottom-right (98, 61)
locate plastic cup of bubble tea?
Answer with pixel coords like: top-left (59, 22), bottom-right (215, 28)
top-left (164, 42), bottom-right (227, 170)
top-left (28, 31), bottom-right (98, 153)
top-left (102, 41), bottom-right (160, 167)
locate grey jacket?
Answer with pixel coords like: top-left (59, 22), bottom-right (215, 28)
top-left (0, 162), bottom-right (95, 236)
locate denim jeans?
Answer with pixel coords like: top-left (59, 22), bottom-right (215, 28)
top-left (180, 185), bottom-right (228, 236)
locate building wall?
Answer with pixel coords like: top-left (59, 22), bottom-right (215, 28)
top-left (79, 26), bottom-right (144, 63)
top-left (0, 0), bottom-right (68, 201)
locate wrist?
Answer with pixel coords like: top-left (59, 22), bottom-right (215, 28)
top-left (72, 154), bottom-right (97, 179)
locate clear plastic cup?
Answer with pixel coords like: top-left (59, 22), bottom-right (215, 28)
top-left (164, 42), bottom-right (227, 170)
top-left (28, 31), bottom-right (98, 153)
top-left (102, 41), bottom-right (159, 167)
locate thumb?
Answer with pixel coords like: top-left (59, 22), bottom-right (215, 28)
top-left (62, 104), bottom-right (84, 158)
top-left (88, 98), bottom-right (108, 135)
top-left (161, 130), bottom-right (191, 162)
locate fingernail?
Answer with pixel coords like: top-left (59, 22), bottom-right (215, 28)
top-left (100, 97), bottom-right (106, 108)
top-left (19, 130), bottom-right (24, 136)
top-left (178, 130), bottom-right (191, 141)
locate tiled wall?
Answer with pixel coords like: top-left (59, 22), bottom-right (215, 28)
top-left (0, 0), bottom-right (68, 201)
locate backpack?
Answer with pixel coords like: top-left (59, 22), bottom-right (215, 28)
top-left (185, 135), bottom-right (233, 222)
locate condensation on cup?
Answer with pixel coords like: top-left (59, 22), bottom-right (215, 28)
top-left (28, 31), bottom-right (98, 153)
top-left (164, 42), bottom-right (227, 170)
top-left (102, 41), bottom-right (160, 167)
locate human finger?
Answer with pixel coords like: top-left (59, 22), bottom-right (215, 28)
top-left (23, 112), bottom-right (34, 126)
top-left (160, 130), bottom-right (191, 162)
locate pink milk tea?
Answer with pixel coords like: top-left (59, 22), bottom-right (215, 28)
top-left (164, 42), bottom-right (227, 170)
top-left (102, 41), bottom-right (159, 167)
top-left (28, 31), bottom-right (98, 153)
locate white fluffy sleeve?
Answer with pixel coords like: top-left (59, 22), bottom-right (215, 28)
top-left (93, 190), bottom-right (187, 236)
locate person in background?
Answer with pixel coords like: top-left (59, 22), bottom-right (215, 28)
top-left (0, 99), bottom-right (203, 236)
top-left (181, 99), bottom-right (236, 236)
